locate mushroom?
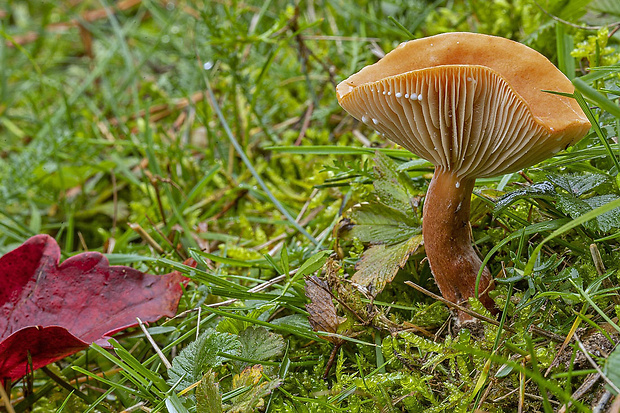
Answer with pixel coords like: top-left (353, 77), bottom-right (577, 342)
top-left (336, 32), bottom-right (591, 321)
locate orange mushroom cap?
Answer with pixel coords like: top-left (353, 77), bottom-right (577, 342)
top-left (337, 32), bottom-right (591, 178)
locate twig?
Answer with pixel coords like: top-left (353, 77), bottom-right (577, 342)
top-left (609, 394), bottom-right (620, 413)
top-left (0, 382), bottom-right (16, 413)
top-left (128, 223), bottom-right (165, 254)
top-left (294, 101), bottom-right (314, 146)
top-left (404, 281), bottom-right (566, 342)
top-left (136, 318), bottom-right (172, 369)
top-left (558, 372), bottom-right (601, 413)
top-left (196, 306), bottom-right (201, 340)
top-left (145, 214), bottom-right (186, 260)
top-left (592, 390), bottom-right (612, 413)
top-left (120, 402), bottom-right (148, 412)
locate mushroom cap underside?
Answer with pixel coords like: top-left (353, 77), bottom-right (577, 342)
top-left (338, 64), bottom-right (591, 178)
top-left (337, 32), bottom-right (587, 132)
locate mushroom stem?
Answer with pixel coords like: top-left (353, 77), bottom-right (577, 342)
top-left (422, 168), bottom-right (496, 321)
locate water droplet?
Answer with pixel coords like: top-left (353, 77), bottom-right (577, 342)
top-left (418, 95), bottom-right (423, 101)
top-left (362, 115), bottom-right (368, 124)
top-left (395, 92), bottom-right (402, 98)
top-left (456, 181), bottom-right (460, 188)
top-left (404, 93), bottom-right (409, 98)
top-left (203, 61), bottom-right (214, 70)
top-left (372, 118), bottom-right (379, 125)
top-left (410, 93), bottom-right (417, 100)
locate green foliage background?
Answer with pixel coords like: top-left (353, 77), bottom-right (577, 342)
top-left (3, 0), bottom-right (620, 412)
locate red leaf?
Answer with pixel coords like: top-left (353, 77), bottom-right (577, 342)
top-left (0, 234), bottom-right (188, 382)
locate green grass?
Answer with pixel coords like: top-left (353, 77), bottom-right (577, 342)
top-left (3, 0), bottom-right (620, 412)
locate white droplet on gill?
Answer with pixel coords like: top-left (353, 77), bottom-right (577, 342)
top-left (362, 115), bottom-right (368, 124)
top-left (372, 118), bottom-right (379, 125)
top-left (395, 92), bottom-right (402, 98)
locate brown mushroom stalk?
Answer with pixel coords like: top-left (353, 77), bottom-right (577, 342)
top-left (423, 168), bottom-right (495, 315)
top-left (336, 32), bottom-right (591, 322)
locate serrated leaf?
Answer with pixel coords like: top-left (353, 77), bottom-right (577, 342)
top-left (548, 173), bottom-right (611, 196)
top-left (227, 365), bottom-right (281, 413)
top-left (352, 235), bottom-right (423, 296)
top-left (304, 276), bottom-right (342, 343)
top-left (584, 195), bottom-right (620, 232)
top-left (557, 193), bottom-right (620, 232)
top-left (168, 329), bottom-right (241, 391)
top-left (238, 327), bottom-right (285, 365)
top-left (340, 201), bottom-right (420, 245)
top-left (494, 181), bottom-right (556, 213)
top-left (196, 371), bottom-right (222, 413)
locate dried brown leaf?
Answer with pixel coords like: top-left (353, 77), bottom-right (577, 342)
top-left (304, 276), bottom-right (341, 343)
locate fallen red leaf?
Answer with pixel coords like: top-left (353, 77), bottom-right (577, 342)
top-left (0, 234), bottom-right (188, 382)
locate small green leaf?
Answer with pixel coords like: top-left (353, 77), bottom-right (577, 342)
top-left (373, 151), bottom-right (417, 213)
top-left (495, 363), bottom-right (514, 378)
top-left (280, 246), bottom-right (289, 275)
top-left (548, 173), bottom-right (611, 196)
top-left (227, 365), bottom-right (281, 412)
top-left (296, 251), bottom-right (329, 278)
top-left (340, 201), bottom-right (420, 245)
top-left (237, 327), bottom-right (285, 366)
top-left (168, 329), bottom-right (242, 391)
top-left (352, 235), bottom-right (423, 296)
top-left (494, 181), bottom-right (556, 213)
top-left (557, 193), bottom-right (620, 232)
top-left (196, 371), bottom-right (223, 413)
